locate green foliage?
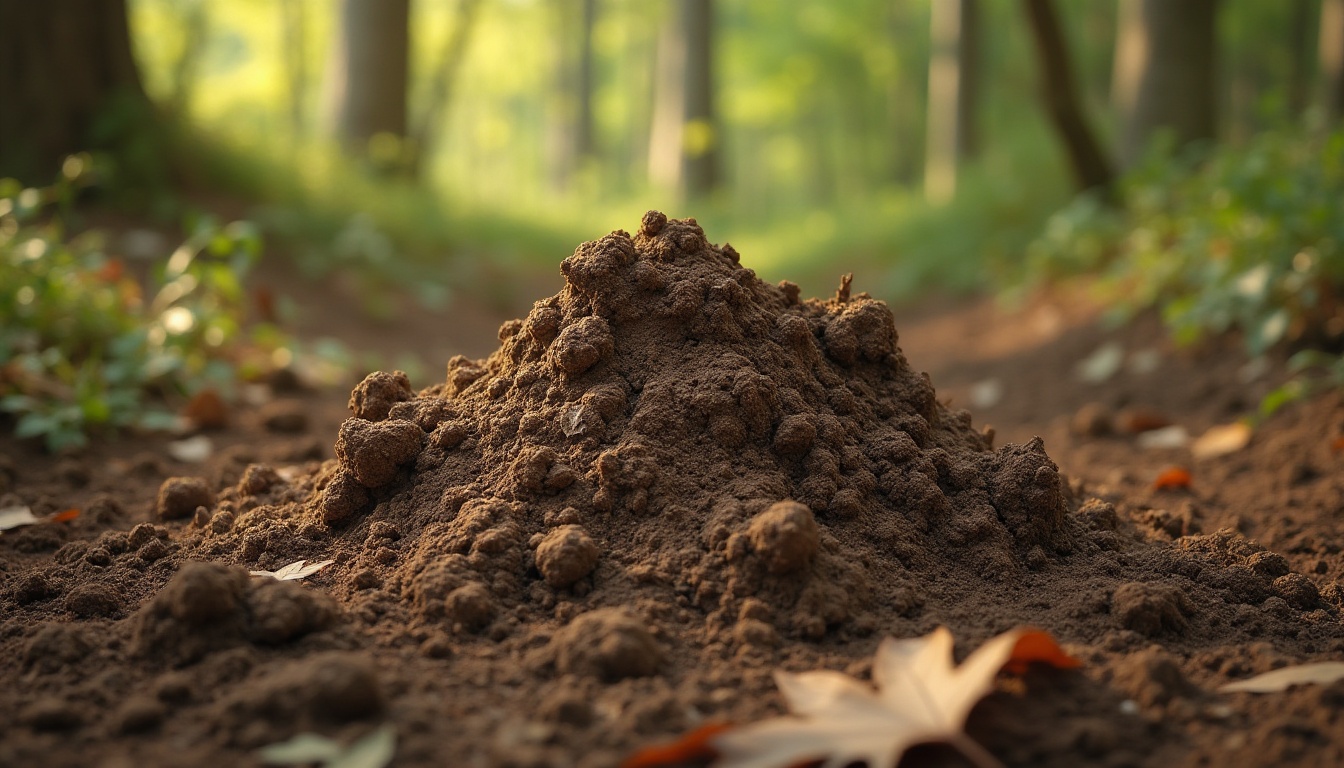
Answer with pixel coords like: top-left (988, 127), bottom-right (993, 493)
top-left (0, 161), bottom-right (280, 451)
top-left (1029, 129), bottom-right (1344, 356)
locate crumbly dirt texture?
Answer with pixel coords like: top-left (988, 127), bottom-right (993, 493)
top-left (2, 212), bottom-right (1343, 768)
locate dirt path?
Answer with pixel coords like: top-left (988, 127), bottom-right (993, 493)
top-left (2, 223), bottom-right (1342, 768)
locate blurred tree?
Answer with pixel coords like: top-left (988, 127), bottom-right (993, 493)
top-left (166, 0), bottom-right (209, 116)
top-left (1324, 0), bottom-right (1344, 123)
top-left (280, 0), bottom-right (310, 135)
top-left (1021, 0), bottom-right (1115, 195)
top-left (1112, 0), bottom-right (1220, 167)
top-left (648, 0), bottom-right (719, 200)
top-left (409, 0), bottom-right (482, 180)
top-left (0, 0), bottom-right (153, 183)
top-left (327, 0), bottom-right (411, 173)
top-left (547, 0), bottom-right (597, 190)
top-left (924, 0), bottom-right (980, 204)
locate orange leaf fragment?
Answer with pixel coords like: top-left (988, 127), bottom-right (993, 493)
top-left (1002, 628), bottom-right (1082, 676)
top-left (1152, 466), bottom-right (1192, 491)
top-left (1331, 437), bottom-right (1344, 454)
top-left (50, 508), bottom-right (81, 523)
top-left (97, 257), bottom-right (125, 283)
top-left (621, 722), bottom-right (734, 768)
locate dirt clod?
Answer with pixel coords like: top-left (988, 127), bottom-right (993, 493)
top-left (534, 524), bottom-right (600, 588)
top-left (156, 476), bottom-right (214, 521)
top-left (746, 501), bottom-right (820, 575)
top-left (349, 370), bottom-right (414, 421)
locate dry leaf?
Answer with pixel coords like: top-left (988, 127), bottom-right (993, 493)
top-left (168, 435), bottom-right (214, 463)
top-left (50, 508), bottom-right (81, 523)
top-left (1152, 466), bottom-right (1192, 491)
top-left (250, 559), bottom-right (335, 581)
top-left (707, 627), bottom-right (1078, 768)
top-left (183, 388), bottom-right (229, 429)
top-left (1219, 662), bottom-right (1344, 694)
top-left (1191, 422), bottom-right (1252, 460)
top-left (1136, 425), bottom-right (1189, 450)
top-left (1330, 436), bottom-right (1344, 454)
top-left (622, 722), bottom-right (734, 768)
top-left (0, 506), bottom-right (41, 532)
top-left (259, 723), bottom-right (396, 768)
top-left (1116, 407), bottom-right (1172, 434)
top-left (1077, 342), bottom-right (1124, 384)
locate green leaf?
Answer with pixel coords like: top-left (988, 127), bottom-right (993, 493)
top-left (329, 725), bottom-right (396, 768)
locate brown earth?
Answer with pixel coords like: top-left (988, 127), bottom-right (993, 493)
top-left (2, 213), bottom-right (1342, 768)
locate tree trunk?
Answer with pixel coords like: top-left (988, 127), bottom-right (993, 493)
top-left (280, 0), bottom-right (309, 136)
top-left (647, 10), bottom-right (686, 192)
top-left (327, 0), bottom-right (411, 172)
top-left (1323, 0), bottom-right (1344, 124)
top-left (924, 0), bottom-right (979, 204)
top-left (1287, 0), bottom-right (1312, 118)
top-left (681, 0), bottom-right (719, 199)
top-left (1112, 0), bottom-right (1219, 167)
top-left (409, 0), bottom-right (481, 180)
top-left (0, 0), bottom-right (152, 183)
top-left (575, 0), bottom-right (597, 164)
top-left (1021, 0), bottom-right (1115, 196)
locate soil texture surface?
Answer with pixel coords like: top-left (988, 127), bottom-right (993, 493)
top-left (2, 213), bottom-right (1342, 768)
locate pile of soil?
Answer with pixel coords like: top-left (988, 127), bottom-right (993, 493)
top-left (2, 212), bottom-right (1342, 768)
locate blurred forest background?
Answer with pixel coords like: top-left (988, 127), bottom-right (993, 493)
top-left (2, 0), bottom-right (1343, 449)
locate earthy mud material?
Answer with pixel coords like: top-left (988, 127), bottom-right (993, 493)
top-left (2, 213), bottom-right (1342, 768)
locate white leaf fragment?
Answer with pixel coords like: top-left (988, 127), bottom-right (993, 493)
top-left (168, 435), bottom-right (214, 463)
top-left (1219, 662), bottom-right (1344, 694)
top-left (1076, 342), bottom-right (1125, 384)
top-left (0, 505), bottom-right (40, 532)
top-left (259, 724), bottom-right (396, 768)
top-left (250, 558), bottom-right (335, 581)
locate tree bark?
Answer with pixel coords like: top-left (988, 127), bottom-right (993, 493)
top-left (1112, 0), bottom-right (1219, 167)
top-left (1323, 0), bottom-right (1344, 124)
top-left (280, 0), bottom-right (309, 135)
top-left (575, 0), bottom-right (597, 164)
top-left (0, 0), bottom-right (152, 183)
top-left (327, 0), bottom-right (411, 171)
top-left (1021, 0), bottom-right (1115, 195)
top-left (647, 10), bottom-right (686, 192)
top-left (924, 0), bottom-right (979, 204)
top-left (681, 0), bottom-right (719, 199)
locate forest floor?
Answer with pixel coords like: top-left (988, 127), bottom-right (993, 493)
top-left (2, 218), bottom-right (1342, 768)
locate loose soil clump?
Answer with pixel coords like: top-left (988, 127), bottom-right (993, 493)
top-left (2, 213), bottom-right (1342, 768)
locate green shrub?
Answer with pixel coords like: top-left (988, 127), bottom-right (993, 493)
top-left (1028, 129), bottom-right (1344, 356)
top-left (0, 159), bottom-right (281, 451)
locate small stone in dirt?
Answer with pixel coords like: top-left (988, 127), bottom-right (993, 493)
top-left (164, 561), bottom-right (247, 626)
top-left (334, 418), bottom-right (423, 488)
top-left (64, 582), bottom-right (122, 618)
top-left (316, 469), bottom-right (372, 523)
top-left (1071, 402), bottom-right (1114, 437)
top-left (552, 608), bottom-right (663, 682)
top-left (348, 370), bottom-right (413, 422)
top-left (1112, 646), bottom-right (1196, 707)
top-left (535, 525), bottom-right (600, 588)
top-left (444, 582), bottom-right (496, 630)
top-left (248, 579), bottom-right (338, 645)
top-left (156, 477), bottom-right (215, 521)
top-left (747, 501), bottom-right (820, 575)
top-left (260, 399), bottom-right (310, 433)
top-left (1112, 582), bottom-right (1190, 636)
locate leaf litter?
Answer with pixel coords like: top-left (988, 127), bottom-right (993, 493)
top-left (250, 559), bottom-right (336, 581)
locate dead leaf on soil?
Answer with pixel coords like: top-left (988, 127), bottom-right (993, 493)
top-left (1331, 436), bottom-right (1344, 454)
top-left (1190, 422), bottom-right (1252, 460)
top-left (1136, 426), bottom-right (1189, 451)
top-left (621, 722), bottom-right (735, 768)
top-left (1219, 662), bottom-right (1344, 694)
top-left (626, 627), bottom-right (1078, 768)
top-left (50, 508), bottom-right (81, 523)
top-left (0, 505), bottom-right (41, 532)
top-left (250, 559), bottom-right (335, 581)
top-left (167, 435), bottom-right (214, 463)
top-left (1076, 341), bottom-right (1125, 384)
top-left (258, 723), bottom-right (396, 768)
top-left (1152, 466), bottom-right (1193, 491)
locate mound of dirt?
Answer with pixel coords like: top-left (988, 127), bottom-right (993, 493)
top-left (2, 212), bottom-right (1341, 768)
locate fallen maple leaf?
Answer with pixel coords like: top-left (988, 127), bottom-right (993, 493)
top-left (622, 722), bottom-right (735, 768)
top-left (0, 506), bottom-right (41, 532)
top-left (702, 627), bottom-right (1078, 768)
top-left (1152, 466), bottom-right (1192, 491)
top-left (250, 559), bottom-right (335, 581)
top-left (50, 508), bottom-right (81, 523)
top-left (1219, 662), bottom-right (1344, 694)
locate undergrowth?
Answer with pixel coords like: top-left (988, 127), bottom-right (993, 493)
top-left (1028, 128), bottom-right (1344, 405)
top-left (0, 158), bottom-right (299, 451)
